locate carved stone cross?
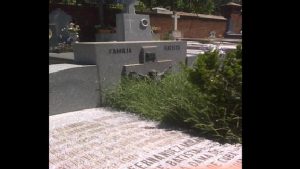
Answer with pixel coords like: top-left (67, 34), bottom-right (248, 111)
top-left (127, 18), bottom-right (134, 33)
top-left (171, 11), bottom-right (180, 31)
top-left (121, 0), bottom-right (139, 14)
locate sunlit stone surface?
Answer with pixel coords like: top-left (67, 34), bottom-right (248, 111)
top-left (49, 108), bottom-right (242, 169)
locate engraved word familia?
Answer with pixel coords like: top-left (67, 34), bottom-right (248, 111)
top-left (109, 48), bottom-right (132, 54)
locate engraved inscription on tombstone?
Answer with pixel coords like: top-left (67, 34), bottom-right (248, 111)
top-left (50, 109), bottom-right (242, 169)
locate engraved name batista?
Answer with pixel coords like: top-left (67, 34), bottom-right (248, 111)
top-left (109, 48), bottom-right (132, 54)
top-left (164, 45), bottom-right (180, 50)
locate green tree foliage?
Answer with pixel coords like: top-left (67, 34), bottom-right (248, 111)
top-left (136, 1), bottom-right (147, 11)
top-left (139, 0), bottom-right (241, 15)
top-left (212, 0), bottom-right (241, 15)
top-left (50, 0), bottom-right (241, 15)
top-left (190, 0), bottom-right (215, 15)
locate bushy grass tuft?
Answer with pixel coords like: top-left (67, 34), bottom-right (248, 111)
top-left (104, 72), bottom-right (241, 144)
top-left (104, 72), bottom-right (198, 121)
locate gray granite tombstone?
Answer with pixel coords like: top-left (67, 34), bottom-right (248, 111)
top-left (49, 8), bottom-right (72, 43)
top-left (116, 0), bottom-right (152, 41)
top-left (73, 41), bottom-right (187, 104)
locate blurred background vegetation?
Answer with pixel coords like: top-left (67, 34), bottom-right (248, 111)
top-left (49, 0), bottom-right (242, 15)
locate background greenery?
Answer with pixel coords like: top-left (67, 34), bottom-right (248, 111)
top-left (49, 0), bottom-right (242, 15)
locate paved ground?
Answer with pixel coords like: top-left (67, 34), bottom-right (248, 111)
top-left (50, 108), bottom-right (242, 169)
top-left (49, 64), bottom-right (99, 116)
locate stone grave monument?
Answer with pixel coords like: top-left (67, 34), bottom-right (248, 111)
top-left (73, 40), bottom-right (186, 105)
top-left (170, 11), bottom-right (182, 39)
top-left (49, 8), bottom-right (72, 46)
top-left (73, 0), bottom-right (187, 105)
top-left (116, 0), bottom-right (152, 41)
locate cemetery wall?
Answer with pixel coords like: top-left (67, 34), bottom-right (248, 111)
top-left (49, 4), bottom-right (241, 41)
top-left (146, 12), bottom-right (227, 38)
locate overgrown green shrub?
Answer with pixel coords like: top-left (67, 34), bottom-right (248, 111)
top-left (179, 44), bottom-right (242, 142)
top-left (181, 44), bottom-right (242, 117)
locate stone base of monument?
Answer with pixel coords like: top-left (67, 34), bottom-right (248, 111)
top-left (49, 64), bottom-right (100, 115)
top-left (170, 30), bottom-right (182, 39)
